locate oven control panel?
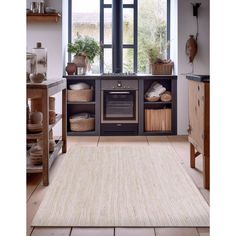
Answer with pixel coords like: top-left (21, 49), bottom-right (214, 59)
top-left (101, 80), bottom-right (138, 90)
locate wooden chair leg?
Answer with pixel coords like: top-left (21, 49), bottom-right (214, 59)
top-left (190, 143), bottom-right (195, 168)
top-left (203, 155), bottom-right (210, 189)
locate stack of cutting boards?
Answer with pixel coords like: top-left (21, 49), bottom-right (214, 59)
top-left (145, 108), bottom-right (171, 131)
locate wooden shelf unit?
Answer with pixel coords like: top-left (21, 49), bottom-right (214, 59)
top-left (27, 79), bottom-right (67, 186)
top-left (27, 13), bottom-right (61, 23)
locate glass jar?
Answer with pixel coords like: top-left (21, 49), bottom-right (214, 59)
top-left (26, 52), bottom-right (36, 82)
top-left (32, 42), bottom-right (47, 79)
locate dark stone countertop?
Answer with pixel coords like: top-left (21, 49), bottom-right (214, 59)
top-left (186, 74), bottom-right (210, 82)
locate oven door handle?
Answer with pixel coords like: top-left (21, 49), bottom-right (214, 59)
top-left (108, 91), bottom-right (131, 95)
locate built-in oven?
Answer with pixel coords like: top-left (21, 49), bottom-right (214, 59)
top-left (101, 79), bottom-right (138, 135)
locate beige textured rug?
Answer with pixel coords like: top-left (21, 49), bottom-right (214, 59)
top-left (32, 145), bottom-right (209, 227)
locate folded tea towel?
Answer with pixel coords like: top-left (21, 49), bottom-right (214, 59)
top-left (70, 113), bottom-right (90, 120)
top-left (147, 87), bottom-right (166, 98)
top-left (145, 82), bottom-right (166, 98)
top-left (70, 82), bottom-right (90, 90)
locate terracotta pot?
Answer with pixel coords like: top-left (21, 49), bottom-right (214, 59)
top-left (185, 35), bottom-right (198, 63)
top-left (65, 62), bottom-right (77, 75)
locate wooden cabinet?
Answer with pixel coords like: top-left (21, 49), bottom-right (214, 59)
top-left (187, 75), bottom-right (210, 189)
top-left (27, 79), bottom-right (67, 186)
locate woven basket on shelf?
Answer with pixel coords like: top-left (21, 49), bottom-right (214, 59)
top-left (67, 89), bottom-right (93, 102)
top-left (145, 96), bottom-right (160, 102)
top-left (151, 63), bottom-right (173, 75)
top-left (69, 117), bottom-right (95, 132)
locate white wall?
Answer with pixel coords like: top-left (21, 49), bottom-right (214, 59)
top-left (171, 0), bottom-right (209, 134)
top-left (27, 0), bottom-right (63, 135)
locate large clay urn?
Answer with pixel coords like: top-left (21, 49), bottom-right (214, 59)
top-left (185, 35), bottom-right (198, 63)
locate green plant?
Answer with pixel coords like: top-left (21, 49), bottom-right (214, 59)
top-left (144, 40), bottom-right (170, 64)
top-left (68, 36), bottom-right (100, 63)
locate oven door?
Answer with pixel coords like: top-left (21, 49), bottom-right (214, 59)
top-left (101, 90), bottom-right (138, 123)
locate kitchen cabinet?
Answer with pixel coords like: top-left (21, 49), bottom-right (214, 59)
top-left (187, 75), bottom-right (210, 189)
top-left (27, 79), bottom-right (67, 186)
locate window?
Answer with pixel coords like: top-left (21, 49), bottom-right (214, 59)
top-left (69, 0), bottom-right (169, 74)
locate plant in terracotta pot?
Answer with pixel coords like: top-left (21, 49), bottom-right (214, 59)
top-left (67, 36), bottom-right (100, 74)
top-left (145, 41), bottom-right (173, 75)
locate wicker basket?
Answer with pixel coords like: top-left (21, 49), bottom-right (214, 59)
top-left (145, 95), bottom-right (160, 102)
top-left (67, 89), bottom-right (93, 102)
top-left (69, 116), bottom-right (95, 132)
top-left (151, 63), bottom-right (173, 75)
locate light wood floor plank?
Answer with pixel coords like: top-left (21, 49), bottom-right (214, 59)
top-left (116, 228), bottom-right (155, 236)
top-left (71, 228), bottom-right (114, 236)
top-left (197, 227), bottom-right (210, 236)
top-left (99, 136), bottom-right (148, 146)
top-left (67, 136), bottom-right (99, 148)
top-left (27, 173), bottom-right (42, 201)
top-left (155, 228), bottom-right (199, 236)
top-left (27, 153), bottom-right (66, 236)
top-left (31, 227), bottom-right (71, 236)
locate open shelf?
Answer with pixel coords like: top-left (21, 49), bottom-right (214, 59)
top-left (27, 114), bottom-right (62, 140)
top-left (27, 139), bottom-right (63, 173)
top-left (67, 101), bottom-right (96, 105)
top-left (27, 13), bottom-right (61, 23)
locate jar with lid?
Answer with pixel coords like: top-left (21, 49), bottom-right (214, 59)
top-left (32, 42), bottom-right (47, 79)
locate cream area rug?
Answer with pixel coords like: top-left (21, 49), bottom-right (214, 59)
top-left (32, 145), bottom-right (209, 227)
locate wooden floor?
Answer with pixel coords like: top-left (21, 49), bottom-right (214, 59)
top-left (27, 136), bottom-right (210, 236)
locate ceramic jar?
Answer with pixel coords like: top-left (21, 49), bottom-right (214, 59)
top-left (185, 35), bottom-right (198, 63)
top-left (65, 62), bottom-right (77, 75)
top-left (30, 112), bottom-right (43, 124)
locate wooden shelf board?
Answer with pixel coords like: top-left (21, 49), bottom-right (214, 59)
top-left (67, 101), bottom-right (96, 105)
top-left (67, 131), bottom-right (97, 136)
top-left (49, 113), bottom-right (62, 130)
top-left (144, 101), bottom-right (172, 105)
top-left (27, 13), bottom-right (61, 22)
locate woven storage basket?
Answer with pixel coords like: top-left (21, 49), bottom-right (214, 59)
top-left (67, 89), bottom-right (93, 102)
top-left (151, 63), bottom-right (173, 75)
top-left (145, 96), bottom-right (160, 102)
top-left (69, 117), bottom-right (95, 132)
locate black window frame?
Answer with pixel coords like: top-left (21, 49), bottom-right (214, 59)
top-left (68, 0), bottom-right (170, 73)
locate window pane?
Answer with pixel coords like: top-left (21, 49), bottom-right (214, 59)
top-left (104, 0), bottom-right (112, 4)
top-left (123, 48), bottom-right (133, 72)
top-left (104, 8), bottom-right (112, 44)
top-left (123, 0), bottom-right (134, 4)
top-left (72, 0), bottom-right (100, 42)
top-left (104, 48), bottom-right (112, 73)
top-left (138, 0), bottom-right (167, 73)
top-left (123, 8), bottom-right (133, 44)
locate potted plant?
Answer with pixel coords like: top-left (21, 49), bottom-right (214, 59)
top-left (67, 36), bottom-right (100, 74)
top-left (145, 41), bottom-right (173, 75)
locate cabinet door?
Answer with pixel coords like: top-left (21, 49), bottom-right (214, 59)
top-left (188, 80), bottom-right (204, 153)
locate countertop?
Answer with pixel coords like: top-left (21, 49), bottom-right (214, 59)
top-left (186, 74), bottom-right (210, 82)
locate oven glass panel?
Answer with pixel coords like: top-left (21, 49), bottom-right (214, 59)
top-left (103, 91), bottom-right (136, 120)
